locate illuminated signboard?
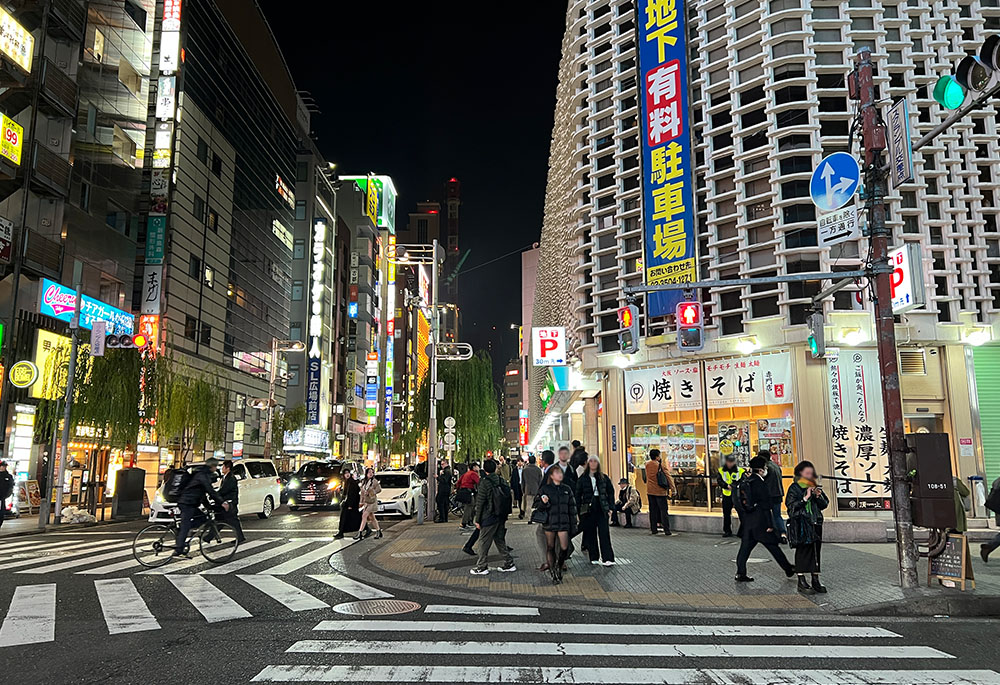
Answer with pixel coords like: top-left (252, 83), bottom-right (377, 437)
top-left (306, 219), bottom-right (326, 424)
top-left (0, 7), bottom-right (34, 74)
top-left (519, 410), bottom-right (529, 447)
top-left (374, 176), bottom-right (397, 233)
top-left (0, 114), bottom-right (23, 166)
top-left (276, 175), bottom-right (295, 210)
top-left (365, 177), bottom-right (379, 227)
top-left (39, 279), bottom-right (134, 334)
top-left (639, 0), bottom-right (696, 316)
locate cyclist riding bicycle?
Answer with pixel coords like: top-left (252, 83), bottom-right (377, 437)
top-left (174, 457), bottom-right (229, 557)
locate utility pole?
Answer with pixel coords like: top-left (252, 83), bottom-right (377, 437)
top-left (52, 275), bottom-right (82, 524)
top-left (852, 48), bottom-right (919, 588)
top-left (426, 238), bottom-right (440, 522)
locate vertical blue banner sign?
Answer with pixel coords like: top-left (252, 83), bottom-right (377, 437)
top-left (639, 0), bottom-right (696, 317)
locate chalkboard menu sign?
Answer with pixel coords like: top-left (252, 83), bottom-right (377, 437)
top-left (928, 533), bottom-right (975, 591)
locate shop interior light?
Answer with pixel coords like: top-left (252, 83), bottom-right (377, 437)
top-left (841, 328), bottom-right (866, 347)
top-left (735, 336), bottom-right (759, 355)
top-left (963, 327), bottom-right (991, 346)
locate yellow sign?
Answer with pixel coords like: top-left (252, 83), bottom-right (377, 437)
top-left (365, 178), bottom-right (378, 227)
top-left (233, 420), bottom-right (245, 442)
top-left (9, 360), bottom-right (38, 388)
top-left (32, 329), bottom-right (69, 399)
top-left (0, 7), bottom-right (33, 74)
top-left (0, 114), bottom-right (22, 166)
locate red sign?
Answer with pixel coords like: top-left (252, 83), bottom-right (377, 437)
top-left (645, 60), bottom-right (683, 146)
top-left (163, 0), bottom-right (182, 31)
top-left (518, 416), bottom-right (529, 446)
top-left (137, 314), bottom-right (159, 348)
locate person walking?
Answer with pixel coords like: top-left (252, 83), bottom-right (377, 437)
top-left (762, 450), bottom-right (788, 543)
top-left (0, 462), bottom-right (13, 530)
top-left (785, 461), bottom-right (829, 593)
top-left (569, 440), bottom-right (588, 475)
top-left (457, 463), bottom-right (480, 530)
top-left (497, 456), bottom-right (512, 484)
top-left (521, 455), bottom-right (543, 521)
top-left (576, 455), bottom-right (616, 565)
top-left (611, 477), bottom-right (640, 528)
top-left (436, 462), bottom-right (453, 523)
top-left (717, 454), bottom-right (745, 537)
top-left (735, 456), bottom-right (795, 582)
top-left (533, 464), bottom-right (578, 584)
top-left (981, 475), bottom-right (1000, 563)
top-left (510, 458), bottom-right (523, 518)
top-left (336, 470), bottom-right (361, 539)
top-left (218, 460), bottom-right (246, 543)
top-left (556, 445), bottom-right (578, 492)
top-left (533, 451), bottom-right (556, 570)
top-left (644, 449), bottom-right (675, 536)
top-left (355, 468), bottom-right (383, 540)
top-left (470, 460), bottom-right (515, 575)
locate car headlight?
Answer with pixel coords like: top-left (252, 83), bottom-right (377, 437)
top-left (289, 479), bottom-right (300, 489)
top-left (328, 478), bottom-right (339, 488)
top-left (154, 491), bottom-right (163, 503)
top-left (394, 492), bottom-right (407, 499)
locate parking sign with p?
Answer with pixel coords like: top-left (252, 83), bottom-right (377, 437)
top-left (532, 327), bottom-right (567, 367)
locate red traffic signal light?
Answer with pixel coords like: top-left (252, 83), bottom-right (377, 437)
top-left (677, 301), bottom-right (702, 326)
top-left (617, 304), bottom-right (639, 354)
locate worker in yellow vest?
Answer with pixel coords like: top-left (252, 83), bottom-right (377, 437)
top-left (717, 454), bottom-right (746, 537)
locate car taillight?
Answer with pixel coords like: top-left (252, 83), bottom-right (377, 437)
top-left (276, 478), bottom-right (282, 485)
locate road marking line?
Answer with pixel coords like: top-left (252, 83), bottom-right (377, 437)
top-left (94, 578), bottom-right (160, 634)
top-left (258, 539), bottom-right (358, 575)
top-left (199, 540), bottom-right (312, 575)
top-left (76, 556), bottom-right (149, 575)
top-left (16, 545), bottom-right (136, 574)
top-left (137, 538), bottom-right (275, 575)
top-left (2, 541), bottom-right (133, 572)
top-left (250, 666), bottom-right (1000, 684)
top-left (308, 574), bottom-right (392, 600)
top-left (285, 640), bottom-right (951, 659)
top-left (0, 583), bottom-right (56, 646)
top-left (423, 605), bottom-right (539, 616)
top-left (0, 539), bottom-right (82, 554)
top-left (166, 575), bottom-right (251, 623)
top-left (310, 620), bottom-right (900, 639)
top-left (238, 575), bottom-right (329, 612)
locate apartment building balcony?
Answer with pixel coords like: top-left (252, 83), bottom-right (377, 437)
top-left (30, 142), bottom-right (72, 198)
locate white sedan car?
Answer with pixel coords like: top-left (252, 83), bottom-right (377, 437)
top-left (149, 458), bottom-right (283, 522)
top-left (375, 471), bottom-right (423, 517)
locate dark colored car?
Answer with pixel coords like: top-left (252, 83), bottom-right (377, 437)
top-left (285, 461), bottom-right (358, 510)
top-left (279, 471), bottom-right (295, 505)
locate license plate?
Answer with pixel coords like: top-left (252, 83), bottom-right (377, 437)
top-left (377, 505), bottom-right (385, 512)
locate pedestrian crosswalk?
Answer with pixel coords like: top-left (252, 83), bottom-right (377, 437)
top-left (248, 615), bottom-right (1000, 684)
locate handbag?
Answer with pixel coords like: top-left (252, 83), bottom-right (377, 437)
top-left (530, 508), bottom-right (548, 524)
top-left (456, 487), bottom-right (472, 504)
top-left (656, 468), bottom-right (670, 490)
top-left (786, 516), bottom-right (814, 549)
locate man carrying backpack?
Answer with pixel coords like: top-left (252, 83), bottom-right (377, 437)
top-left (0, 462), bottom-right (14, 529)
top-left (470, 459), bottom-right (515, 575)
top-left (734, 456), bottom-right (794, 583)
top-left (173, 458), bottom-right (228, 557)
top-left (981, 475), bottom-right (1000, 563)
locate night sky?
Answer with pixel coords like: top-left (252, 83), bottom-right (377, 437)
top-left (260, 2), bottom-right (568, 381)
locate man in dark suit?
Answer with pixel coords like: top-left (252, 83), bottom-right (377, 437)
top-left (219, 460), bottom-right (246, 543)
top-left (734, 456), bottom-right (793, 583)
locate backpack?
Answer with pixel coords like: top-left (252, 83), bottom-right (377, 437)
top-left (492, 478), bottom-right (513, 519)
top-left (986, 481), bottom-right (1000, 515)
top-left (163, 468), bottom-right (193, 504)
top-left (732, 475), bottom-right (756, 517)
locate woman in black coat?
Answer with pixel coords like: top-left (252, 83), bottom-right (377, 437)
top-left (785, 460), bottom-right (829, 593)
top-left (533, 465), bottom-right (577, 585)
top-left (576, 455), bottom-right (616, 565)
top-left (336, 470), bottom-right (362, 539)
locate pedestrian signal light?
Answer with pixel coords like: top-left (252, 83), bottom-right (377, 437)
top-left (617, 304), bottom-right (639, 355)
top-left (675, 301), bottom-right (704, 352)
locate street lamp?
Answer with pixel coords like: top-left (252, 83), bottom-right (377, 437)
top-left (390, 240), bottom-right (444, 521)
top-left (258, 338), bottom-right (306, 460)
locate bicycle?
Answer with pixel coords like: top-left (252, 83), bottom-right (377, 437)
top-left (133, 506), bottom-right (240, 568)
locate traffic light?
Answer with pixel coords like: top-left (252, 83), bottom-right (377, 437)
top-left (105, 332), bottom-right (151, 349)
top-left (807, 311), bottom-right (825, 359)
top-left (617, 304), bottom-right (639, 354)
top-left (675, 301), bottom-right (704, 352)
top-left (933, 37), bottom-right (1000, 110)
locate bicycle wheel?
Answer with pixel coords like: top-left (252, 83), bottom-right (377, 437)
top-left (133, 523), bottom-right (178, 568)
top-left (199, 522), bottom-right (239, 563)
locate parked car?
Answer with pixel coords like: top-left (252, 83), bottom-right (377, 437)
top-left (285, 460), bottom-right (361, 511)
top-left (279, 471), bottom-right (295, 505)
top-left (375, 470), bottom-right (423, 517)
top-left (149, 458), bottom-right (283, 522)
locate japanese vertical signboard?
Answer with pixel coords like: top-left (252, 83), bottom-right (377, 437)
top-left (827, 350), bottom-right (891, 511)
top-left (886, 98), bottom-right (914, 187)
top-left (639, 0), bottom-right (696, 316)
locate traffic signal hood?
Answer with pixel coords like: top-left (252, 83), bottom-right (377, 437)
top-left (675, 301), bottom-right (704, 352)
top-left (617, 304), bottom-right (639, 354)
top-left (933, 36), bottom-right (1000, 110)
top-left (105, 333), bottom-right (151, 349)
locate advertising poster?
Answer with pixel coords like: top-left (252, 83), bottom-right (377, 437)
top-left (624, 362), bottom-right (702, 414)
top-left (705, 352), bottom-right (791, 408)
top-left (757, 417), bottom-right (794, 468)
top-left (828, 349), bottom-right (891, 511)
top-left (661, 423), bottom-right (699, 471)
top-left (717, 422), bottom-right (751, 467)
top-left (630, 424), bottom-right (660, 447)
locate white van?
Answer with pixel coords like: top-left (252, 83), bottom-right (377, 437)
top-left (149, 458), bottom-right (283, 522)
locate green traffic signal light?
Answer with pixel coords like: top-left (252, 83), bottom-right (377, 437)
top-left (933, 75), bottom-right (966, 110)
top-left (808, 334), bottom-right (818, 357)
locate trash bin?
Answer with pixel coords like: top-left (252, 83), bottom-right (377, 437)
top-left (111, 467), bottom-right (146, 519)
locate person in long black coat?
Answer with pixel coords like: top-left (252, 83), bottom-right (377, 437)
top-left (510, 460), bottom-right (523, 518)
top-left (533, 465), bottom-right (578, 585)
top-left (575, 455), bottom-right (616, 565)
top-left (336, 470), bottom-right (361, 539)
top-left (218, 460), bottom-right (246, 543)
top-left (734, 456), bottom-right (794, 582)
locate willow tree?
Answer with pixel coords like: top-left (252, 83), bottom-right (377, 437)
top-left (155, 356), bottom-right (227, 463)
top-left (413, 351), bottom-right (502, 462)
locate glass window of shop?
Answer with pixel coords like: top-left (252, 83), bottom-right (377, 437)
top-left (624, 362), bottom-right (709, 510)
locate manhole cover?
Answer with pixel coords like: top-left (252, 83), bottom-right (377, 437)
top-left (391, 550), bottom-right (440, 558)
top-left (333, 599), bottom-right (421, 616)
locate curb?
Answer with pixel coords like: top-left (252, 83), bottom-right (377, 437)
top-left (846, 594), bottom-right (1000, 618)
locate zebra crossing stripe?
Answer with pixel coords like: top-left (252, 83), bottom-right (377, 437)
top-left (94, 578), bottom-right (160, 634)
top-left (138, 538), bottom-right (276, 574)
top-left (0, 540), bottom-right (133, 572)
top-left (310, 620), bottom-right (901, 639)
top-left (199, 540), bottom-right (313, 575)
top-left (250, 666), bottom-right (1000, 684)
top-left (258, 539), bottom-right (358, 575)
top-left (0, 539), bottom-right (81, 554)
top-left (285, 639), bottom-right (952, 659)
top-left (0, 583), bottom-right (56, 647)
top-left (166, 575), bottom-right (251, 623)
top-left (237, 575), bottom-right (329, 612)
top-left (424, 605), bottom-right (539, 616)
top-left (307, 574), bottom-right (392, 600)
top-left (17, 544), bottom-right (136, 574)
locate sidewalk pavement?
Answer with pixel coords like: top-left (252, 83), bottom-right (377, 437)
top-left (366, 516), bottom-right (1000, 616)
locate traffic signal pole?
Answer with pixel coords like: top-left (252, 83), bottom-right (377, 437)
top-left (853, 48), bottom-right (919, 589)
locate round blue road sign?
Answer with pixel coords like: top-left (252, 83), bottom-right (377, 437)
top-left (809, 152), bottom-right (861, 213)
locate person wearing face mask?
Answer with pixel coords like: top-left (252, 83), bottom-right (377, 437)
top-left (785, 461), bottom-right (829, 594)
top-left (734, 456), bottom-right (795, 583)
top-left (576, 455), bottom-right (616, 566)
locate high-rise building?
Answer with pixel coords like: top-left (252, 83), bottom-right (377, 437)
top-left (502, 359), bottom-right (522, 453)
top-left (535, 0), bottom-right (1000, 516)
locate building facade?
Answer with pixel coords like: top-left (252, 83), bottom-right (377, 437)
top-left (533, 0), bottom-right (1000, 526)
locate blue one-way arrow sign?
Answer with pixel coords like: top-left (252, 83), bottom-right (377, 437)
top-left (809, 152), bottom-right (861, 213)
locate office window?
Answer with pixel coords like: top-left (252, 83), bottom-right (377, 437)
top-left (189, 255), bottom-right (201, 279)
top-left (293, 239), bottom-right (306, 260)
top-left (207, 208), bottom-right (218, 232)
top-left (287, 363), bottom-right (300, 387)
top-left (184, 315), bottom-right (198, 340)
top-left (197, 136), bottom-right (208, 163)
top-left (417, 218), bottom-right (429, 243)
top-left (291, 280), bottom-right (304, 301)
top-left (194, 195), bottom-right (205, 221)
top-left (200, 323), bottom-right (212, 346)
top-left (118, 58), bottom-right (142, 97)
top-left (124, 0), bottom-right (147, 30)
top-left (295, 201), bottom-right (306, 221)
top-left (290, 322), bottom-right (302, 341)
top-left (212, 153), bottom-right (222, 177)
top-left (78, 182), bottom-right (90, 211)
top-left (204, 265), bottom-right (214, 289)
